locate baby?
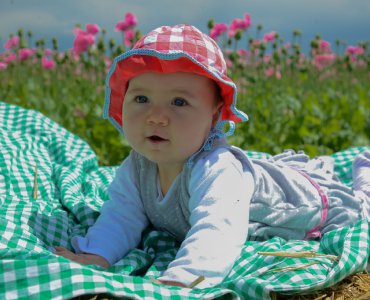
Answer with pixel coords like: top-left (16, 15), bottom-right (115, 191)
top-left (55, 24), bottom-right (370, 288)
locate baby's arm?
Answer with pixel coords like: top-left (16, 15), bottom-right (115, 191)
top-left (159, 149), bottom-right (255, 288)
top-left (63, 155), bottom-right (149, 266)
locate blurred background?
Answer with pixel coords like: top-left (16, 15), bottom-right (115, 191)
top-left (1, 0), bottom-right (369, 165)
top-left (1, 0), bottom-right (370, 54)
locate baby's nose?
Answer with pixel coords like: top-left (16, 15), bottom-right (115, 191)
top-left (146, 107), bottom-right (169, 126)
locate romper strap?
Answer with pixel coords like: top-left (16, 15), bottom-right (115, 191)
top-left (291, 167), bottom-right (329, 239)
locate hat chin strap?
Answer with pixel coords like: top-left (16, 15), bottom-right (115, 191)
top-left (214, 120), bottom-right (236, 137)
top-left (186, 119), bottom-right (235, 167)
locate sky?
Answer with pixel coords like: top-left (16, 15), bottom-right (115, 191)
top-left (0, 0), bottom-right (369, 54)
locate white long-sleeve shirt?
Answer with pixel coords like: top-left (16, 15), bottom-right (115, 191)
top-left (72, 147), bottom-right (255, 288)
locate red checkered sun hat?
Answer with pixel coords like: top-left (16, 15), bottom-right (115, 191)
top-left (104, 24), bottom-right (248, 135)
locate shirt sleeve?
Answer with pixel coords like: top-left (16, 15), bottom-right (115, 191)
top-left (71, 154), bottom-right (149, 265)
top-left (159, 148), bottom-right (255, 288)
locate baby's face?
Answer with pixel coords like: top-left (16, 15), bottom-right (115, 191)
top-left (122, 72), bottom-right (221, 172)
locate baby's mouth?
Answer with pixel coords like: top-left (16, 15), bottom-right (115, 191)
top-left (147, 135), bottom-right (168, 142)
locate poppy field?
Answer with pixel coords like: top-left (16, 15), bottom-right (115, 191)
top-left (1, 13), bottom-right (369, 165)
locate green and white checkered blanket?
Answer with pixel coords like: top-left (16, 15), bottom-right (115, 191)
top-left (0, 101), bottom-right (369, 300)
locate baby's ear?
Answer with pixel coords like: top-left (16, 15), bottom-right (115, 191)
top-left (212, 102), bottom-right (223, 127)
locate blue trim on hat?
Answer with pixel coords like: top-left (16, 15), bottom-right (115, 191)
top-left (215, 120), bottom-right (236, 137)
top-left (103, 57), bottom-right (126, 136)
top-left (103, 48), bottom-right (248, 137)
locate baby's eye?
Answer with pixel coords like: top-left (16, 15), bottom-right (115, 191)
top-left (135, 95), bottom-right (148, 103)
top-left (172, 98), bottom-right (188, 107)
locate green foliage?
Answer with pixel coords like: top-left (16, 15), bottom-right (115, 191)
top-left (230, 70), bottom-right (370, 157)
top-left (1, 26), bottom-right (369, 166)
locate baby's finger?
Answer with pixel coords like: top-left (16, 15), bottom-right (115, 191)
top-left (54, 248), bottom-right (72, 256)
top-left (53, 246), bottom-right (67, 252)
top-left (54, 247), bottom-right (77, 259)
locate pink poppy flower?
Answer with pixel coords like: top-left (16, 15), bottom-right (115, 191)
top-left (57, 52), bottom-right (65, 60)
top-left (4, 36), bottom-right (20, 49)
top-left (225, 57), bottom-right (233, 69)
top-left (19, 48), bottom-right (33, 60)
top-left (265, 67), bottom-right (274, 77)
top-left (319, 40), bottom-right (331, 53)
top-left (73, 28), bottom-right (95, 55)
top-left (315, 53), bottom-right (336, 63)
top-left (314, 53), bottom-right (336, 69)
top-left (275, 70), bottom-right (281, 80)
top-left (41, 56), bottom-right (56, 69)
top-left (346, 46), bottom-right (356, 55)
top-left (124, 29), bottom-right (135, 47)
top-left (228, 13), bottom-right (251, 38)
top-left (356, 59), bottom-right (365, 67)
top-left (125, 12), bottom-right (137, 27)
top-left (252, 39), bottom-right (262, 47)
top-left (115, 12), bottom-right (138, 32)
top-left (350, 55), bottom-right (357, 63)
top-left (263, 31), bottom-right (277, 42)
top-left (299, 53), bottom-right (306, 64)
top-left (355, 47), bottom-right (364, 55)
top-left (346, 46), bottom-right (364, 56)
top-left (104, 57), bottom-right (112, 69)
top-left (237, 49), bottom-right (250, 65)
top-left (86, 23), bottom-right (100, 35)
top-left (265, 66), bottom-right (281, 79)
top-left (70, 49), bottom-right (80, 61)
top-left (44, 48), bottom-right (53, 56)
top-left (263, 54), bottom-right (272, 63)
top-left (73, 27), bottom-right (84, 36)
top-left (4, 52), bottom-right (16, 63)
top-left (238, 48), bottom-right (249, 57)
top-left (245, 14), bottom-right (251, 27)
top-left (210, 23), bottom-right (228, 40)
top-left (0, 62), bottom-right (7, 70)
top-left (115, 21), bottom-right (129, 32)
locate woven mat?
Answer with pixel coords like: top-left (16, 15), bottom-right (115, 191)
top-left (0, 101), bottom-right (369, 300)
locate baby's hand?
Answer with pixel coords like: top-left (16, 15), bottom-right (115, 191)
top-left (54, 246), bottom-right (110, 268)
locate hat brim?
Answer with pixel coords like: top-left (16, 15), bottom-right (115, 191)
top-left (104, 49), bottom-right (248, 135)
